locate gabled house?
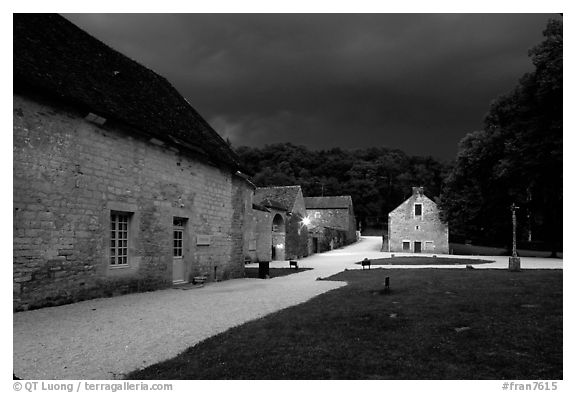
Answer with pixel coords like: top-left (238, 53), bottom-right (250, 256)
top-left (253, 186), bottom-right (309, 261)
top-left (13, 14), bottom-right (253, 310)
top-left (304, 195), bottom-right (357, 245)
top-left (244, 199), bottom-right (289, 263)
top-left (387, 187), bottom-right (449, 254)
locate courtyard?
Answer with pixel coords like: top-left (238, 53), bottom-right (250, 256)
top-left (13, 237), bottom-right (562, 379)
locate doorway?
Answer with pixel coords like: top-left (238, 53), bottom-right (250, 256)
top-left (172, 217), bottom-right (187, 284)
top-left (312, 237), bottom-right (319, 253)
top-left (414, 241), bottom-right (422, 253)
top-left (271, 214), bottom-right (286, 261)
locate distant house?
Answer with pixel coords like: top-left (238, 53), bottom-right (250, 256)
top-left (253, 186), bottom-right (309, 260)
top-left (13, 14), bottom-right (254, 310)
top-left (304, 196), bottom-right (357, 252)
top-left (387, 187), bottom-right (449, 254)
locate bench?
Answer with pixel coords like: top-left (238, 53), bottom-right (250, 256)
top-left (192, 275), bottom-right (207, 285)
top-left (289, 260), bottom-right (299, 269)
top-left (361, 258), bottom-right (371, 270)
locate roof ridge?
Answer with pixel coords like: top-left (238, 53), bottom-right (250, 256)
top-left (256, 185), bottom-right (301, 189)
top-left (305, 195), bottom-right (351, 198)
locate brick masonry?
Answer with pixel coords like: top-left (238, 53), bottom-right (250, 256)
top-left (387, 187), bottom-right (449, 254)
top-left (13, 94), bottom-right (251, 311)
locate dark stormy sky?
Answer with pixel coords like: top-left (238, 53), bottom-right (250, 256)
top-left (64, 13), bottom-right (557, 160)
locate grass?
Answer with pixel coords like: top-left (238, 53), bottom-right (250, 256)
top-left (450, 243), bottom-right (562, 258)
top-left (356, 256), bottom-right (494, 266)
top-left (127, 269), bottom-right (562, 380)
top-left (244, 267), bottom-right (312, 279)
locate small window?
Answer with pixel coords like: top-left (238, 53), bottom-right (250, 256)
top-left (402, 241), bottom-right (410, 251)
top-left (110, 212), bottom-right (130, 266)
top-left (415, 225), bottom-right (420, 230)
top-left (415, 204), bottom-right (422, 217)
top-left (314, 212), bottom-right (321, 218)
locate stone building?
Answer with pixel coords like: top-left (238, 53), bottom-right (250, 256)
top-left (244, 199), bottom-right (288, 263)
top-left (387, 187), bottom-right (449, 254)
top-left (13, 14), bottom-right (253, 310)
top-left (253, 186), bottom-right (309, 261)
top-left (304, 196), bottom-right (357, 248)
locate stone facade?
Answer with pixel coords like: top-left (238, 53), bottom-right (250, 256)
top-left (13, 95), bottom-right (251, 310)
top-left (244, 204), bottom-right (287, 263)
top-left (286, 188), bottom-right (309, 259)
top-left (13, 14), bottom-right (254, 311)
top-left (304, 196), bottom-right (357, 245)
top-left (308, 227), bottom-right (348, 254)
top-left (387, 187), bottom-right (449, 254)
top-left (253, 186), bottom-right (309, 261)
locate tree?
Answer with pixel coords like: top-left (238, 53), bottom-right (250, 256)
top-left (439, 18), bottom-right (562, 252)
top-left (236, 143), bottom-right (447, 234)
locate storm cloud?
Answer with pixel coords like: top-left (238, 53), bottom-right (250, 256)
top-left (64, 13), bottom-right (557, 159)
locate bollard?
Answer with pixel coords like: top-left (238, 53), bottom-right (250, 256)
top-left (509, 257), bottom-right (521, 272)
top-left (384, 276), bottom-right (390, 294)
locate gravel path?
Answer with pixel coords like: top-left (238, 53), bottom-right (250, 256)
top-left (13, 236), bottom-right (562, 379)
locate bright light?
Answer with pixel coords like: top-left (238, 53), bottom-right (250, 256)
top-left (302, 216), bottom-right (311, 226)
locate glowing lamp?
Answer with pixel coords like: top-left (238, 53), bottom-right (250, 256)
top-left (302, 216), bottom-right (311, 226)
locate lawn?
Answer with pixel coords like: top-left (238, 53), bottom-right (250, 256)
top-left (450, 243), bottom-right (562, 258)
top-left (244, 267), bottom-right (312, 279)
top-left (356, 256), bottom-right (494, 266)
top-left (128, 269), bottom-right (562, 380)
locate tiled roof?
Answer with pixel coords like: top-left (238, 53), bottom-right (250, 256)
top-left (254, 186), bottom-right (302, 212)
top-left (304, 196), bottom-right (352, 209)
top-left (13, 14), bottom-right (241, 170)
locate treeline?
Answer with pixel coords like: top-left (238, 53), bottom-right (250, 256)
top-left (439, 18), bottom-right (562, 252)
top-left (236, 143), bottom-right (449, 232)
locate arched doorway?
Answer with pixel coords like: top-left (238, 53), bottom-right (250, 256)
top-left (271, 214), bottom-right (286, 261)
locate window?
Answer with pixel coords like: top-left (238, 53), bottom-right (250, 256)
top-left (402, 241), bottom-right (410, 251)
top-left (173, 217), bottom-right (185, 258)
top-left (414, 204), bottom-right (422, 217)
top-left (314, 212), bottom-right (321, 218)
top-left (415, 225), bottom-right (420, 230)
top-left (110, 212), bottom-right (129, 266)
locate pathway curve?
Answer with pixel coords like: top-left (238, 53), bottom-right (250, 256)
top-left (13, 236), bottom-right (561, 379)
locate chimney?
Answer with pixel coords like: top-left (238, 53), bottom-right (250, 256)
top-left (412, 187), bottom-right (424, 196)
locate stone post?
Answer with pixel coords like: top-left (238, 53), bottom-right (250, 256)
top-left (509, 203), bottom-right (521, 271)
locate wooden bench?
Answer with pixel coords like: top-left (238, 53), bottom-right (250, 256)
top-left (289, 260), bottom-right (299, 269)
top-left (361, 258), bottom-right (371, 270)
top-left (192, 275), bottom-right (207, 285)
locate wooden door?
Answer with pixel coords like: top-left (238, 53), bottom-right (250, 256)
top-left (414, 241), bottom-right (422, 253)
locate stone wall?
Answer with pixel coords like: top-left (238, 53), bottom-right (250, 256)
top-left (388, 191), bottom-right (449, 254)
top-left (309, 227), bottom-right (348, 253)
top-left (285, 189), bottom-right (309, 260)
top-left (13, 94), bottom-right (249, 310)
top-left (285, 214), bottom-right (308, 260)
top-left (306, 208), bottom-right (356, 244)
